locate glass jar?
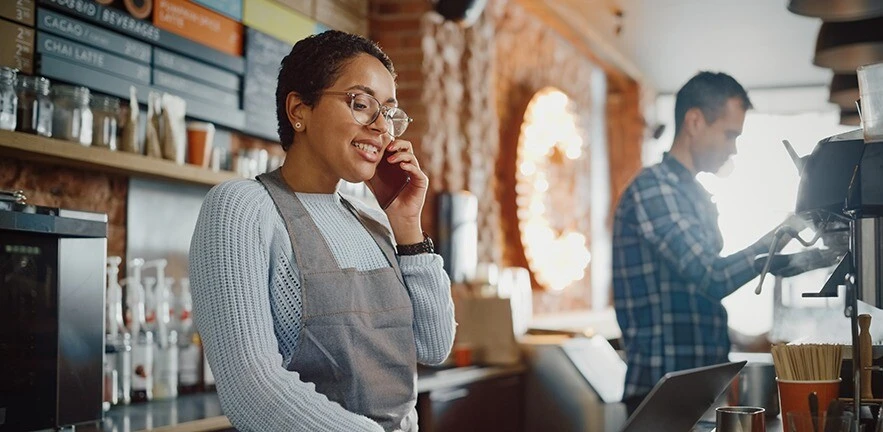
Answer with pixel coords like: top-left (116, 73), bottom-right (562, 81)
top-left (0, 67), bottom-right (18, 131)
top-left (16, 75), bottom-right (53, 137)
top-left (91, 94), bottom-right (119, 150)
top-left (52, 85), bottom-right (93, 145)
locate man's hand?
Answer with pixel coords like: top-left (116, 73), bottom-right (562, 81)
top-left (774, 213), bottom-right (809, 252)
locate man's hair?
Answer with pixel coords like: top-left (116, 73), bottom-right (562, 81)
top-left (275, 30), bottom-right (395, 150)
top-left (673, 71), bottom-right (752, 137)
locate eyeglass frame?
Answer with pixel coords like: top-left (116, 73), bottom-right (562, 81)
top-left (323, 91), bottom-right (413, 137)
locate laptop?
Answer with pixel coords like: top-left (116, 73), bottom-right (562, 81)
top-left (619, 361), bottom-right (747, 432)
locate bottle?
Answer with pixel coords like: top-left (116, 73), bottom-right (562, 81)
top-left (153, 330), bottom-right (179, 400)
top-left (131, 329), bottom-right (154, 402)
top-left (15, 75), bottom-right (53, 137)
top-left (115, 333), bottom-right (132, 405)
top-left (175, 278), bottom-right (202, 394)
top-left (143, 276), bottom-right (157, 333)
top-left (51, 84), bottom-right (92, 145)
top-left (104, 258), bottom-right (127, 409)
top-left (103, 343), bottom-right (119, 411)
top-left (123, 258), bottom-right (153, 402)
top-left (0, 67), bottom-right (17, 131)
top-left (123, 258), bottom-right (145, 338)
top-left (106, 257), bottom-right (128, 340)
top-left (178, 332), bottom-right (203, 394)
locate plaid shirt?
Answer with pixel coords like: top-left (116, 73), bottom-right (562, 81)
top-left (612, 153), bottom-right (772, 399)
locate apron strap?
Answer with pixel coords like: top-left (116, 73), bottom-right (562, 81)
top-left (256, 169), bottom-right (338, 275)
top-left (339, 196), bottom-right (406, 287)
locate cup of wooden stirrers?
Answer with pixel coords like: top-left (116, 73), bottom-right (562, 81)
top-left (772, 344), bottom-right (844, 432)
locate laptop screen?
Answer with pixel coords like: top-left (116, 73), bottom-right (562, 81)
top-left (619, 361), bottom-right (747, 432)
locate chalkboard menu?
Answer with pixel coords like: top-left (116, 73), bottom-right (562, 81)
top-left (243, 27), bottom-right (291, 140)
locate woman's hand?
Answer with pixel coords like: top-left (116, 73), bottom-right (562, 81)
top-left (367, 139), bottom-right (427, 245)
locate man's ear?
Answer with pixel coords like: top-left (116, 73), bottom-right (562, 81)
top-left (286, 92), bottom-right (308, 131)
top-left (683, 107), bottom-right (706, 136)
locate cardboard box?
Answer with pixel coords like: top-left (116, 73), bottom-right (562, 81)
top-left (0, 0), bottom-right (35, 27)
top-left (153, 47), bottom-right (239, 92)
top-left (37, 0), bottom-right (245, 74)
top-left (152, 69), bottom-right (239, 108)
top-left (153, 0), bottom-right (242, 56)
top-left (192, 0), bottom-right (242, 22)
top-left (37, 8), bottom-right (151, 64)
top-left (37, 31), bottom-right (151, 83)
top-left (0, 18), bottom-right (35, 74)
top-left (243, 0), bottom-right (313, 45)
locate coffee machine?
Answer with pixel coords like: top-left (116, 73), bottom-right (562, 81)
top-left (784, 129), bottom-right (883, 431)
top-left (0, 191), bottom-right (107, 431)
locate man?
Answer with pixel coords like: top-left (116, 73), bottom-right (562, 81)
top-left (612, 71), bottom-right (794, 413)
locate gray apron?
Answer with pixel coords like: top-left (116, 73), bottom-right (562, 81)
top-left (257, 169), bottom-right (418, 432)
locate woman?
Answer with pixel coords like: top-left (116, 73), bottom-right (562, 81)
top-left (189, 31), bottom-right (456, 432)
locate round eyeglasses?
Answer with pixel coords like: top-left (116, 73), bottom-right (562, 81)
top-left (324, 91), bottom-right (413, 137)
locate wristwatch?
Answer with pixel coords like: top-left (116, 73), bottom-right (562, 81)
top-left (396, 232), bottom-right (435, 255)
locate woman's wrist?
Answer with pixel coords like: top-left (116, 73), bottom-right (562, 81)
top-left (389, 218), bottom-right (423, 245)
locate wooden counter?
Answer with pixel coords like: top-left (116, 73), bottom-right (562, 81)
top-left (101, 364), bottom-right (526, 432)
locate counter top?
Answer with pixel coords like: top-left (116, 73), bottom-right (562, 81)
top-left (100, 364), bottom-right (526, 432)
top-left (102, 393), bottom-right (231, 432)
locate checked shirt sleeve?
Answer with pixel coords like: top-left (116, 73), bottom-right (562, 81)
top-left (630, 182), bottom-right (773, 300)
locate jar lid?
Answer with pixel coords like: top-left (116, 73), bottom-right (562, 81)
top-left (0, 66), bottom-right (17, 79)
top-left (91, 94), bottom-right (121, 110)
top-left (53, 84), bottom-right (90, 99)
top-left (16, 75), bottom-right (51, 92)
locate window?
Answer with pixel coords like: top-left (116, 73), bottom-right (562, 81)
top-left (646, 89), bottom-right (854, 338)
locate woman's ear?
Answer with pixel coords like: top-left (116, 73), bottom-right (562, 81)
top-left (286, 92), bottom-right (307, 132)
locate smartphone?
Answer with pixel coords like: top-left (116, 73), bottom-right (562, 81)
top-left (370, 151), bottom-right (411, 210)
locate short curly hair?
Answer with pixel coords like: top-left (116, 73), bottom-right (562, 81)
top-left (275, 31), bottom-right (396, 150)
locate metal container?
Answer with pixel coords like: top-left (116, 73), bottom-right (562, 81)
top-left (436, 191), bottom-right (478, 283)
top-left (728, 362), bottom-right (780, 417)
top-left (716, 406), bottom-right (765, 432)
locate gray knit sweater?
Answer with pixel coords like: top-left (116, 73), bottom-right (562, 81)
top-left (189, 179), bottom-right (456, 432)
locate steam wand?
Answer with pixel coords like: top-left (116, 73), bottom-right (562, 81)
top-left (754, 223), bottom-right (823, 295)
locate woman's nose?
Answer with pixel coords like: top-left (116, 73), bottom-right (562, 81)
top-left (370, 111), bottom-right (391, 135)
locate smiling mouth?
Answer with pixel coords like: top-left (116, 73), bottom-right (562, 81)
top-left (352, 141), bottom-right (380, 155)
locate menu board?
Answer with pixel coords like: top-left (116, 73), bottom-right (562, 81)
top-left (243, 27), bottom-right (291, 140)
top-left (38, 0), bottom-right (244, 74)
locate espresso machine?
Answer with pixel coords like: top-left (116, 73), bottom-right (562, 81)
top-left (779, 128), bottom-right (883, 431)
top-left (0, 190), bottom-right (107, 431)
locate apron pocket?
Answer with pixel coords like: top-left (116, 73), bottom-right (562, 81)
top-left (287, 328), bottom-right (344, 381)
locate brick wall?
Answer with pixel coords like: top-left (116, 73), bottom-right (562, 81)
top-left (370, 0), bottom-right (645, 312)
top-left (369, 0), bottom-right (435, 233)
top-left (0, 159), bottom-right (128, 259)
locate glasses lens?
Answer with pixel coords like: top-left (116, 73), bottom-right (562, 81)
top-left (387, 109), bottom-right (411, 137)
top-left (350, 94), bottom-right (379, 125)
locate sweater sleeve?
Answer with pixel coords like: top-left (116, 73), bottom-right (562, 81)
top-left (398, 253), bottom-right (457, 365)
top-left (189, 181), bottom-right (384, 432)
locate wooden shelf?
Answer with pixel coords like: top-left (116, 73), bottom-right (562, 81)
top-left (0, 130), bottom-right (240, 186)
